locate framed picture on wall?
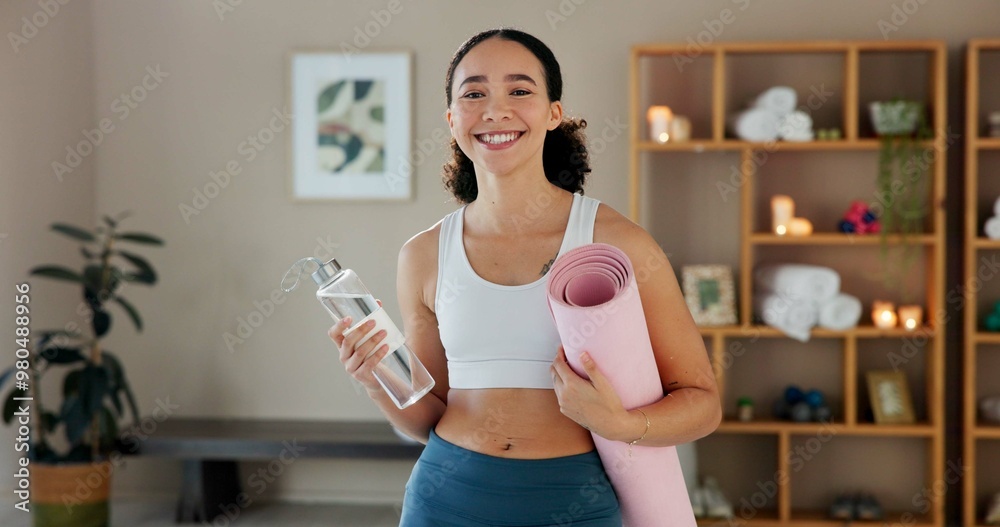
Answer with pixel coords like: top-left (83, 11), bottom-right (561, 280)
top-left (866, 370), bottom-right (916, 425)
top-left (681, 265), bottom-right (737, 326)
top-left (287, 50), bottom-right (413, 202)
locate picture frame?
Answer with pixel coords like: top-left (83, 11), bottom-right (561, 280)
top-left (287, 50), bottom-right (413, 202)
top-left (681, 265), bottom-right (737, 326)
top-left (866, 370), bottom-right (916, 424)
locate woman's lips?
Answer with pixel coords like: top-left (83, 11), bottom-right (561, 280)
top-left (475, 131), bottom-right (524, 150)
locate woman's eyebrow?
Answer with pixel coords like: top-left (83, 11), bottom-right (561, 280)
top-left (459, 74), bottom-right (537, 88)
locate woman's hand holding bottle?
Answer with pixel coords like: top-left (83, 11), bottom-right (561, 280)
top-left (328, 298), bottom-right (392, 397)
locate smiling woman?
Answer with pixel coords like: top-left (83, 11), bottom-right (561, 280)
top-left (326, 26), bottom-right (719, 527)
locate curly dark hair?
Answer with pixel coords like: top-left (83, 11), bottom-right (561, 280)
top-left (442, 27), bottom-right (591, 205)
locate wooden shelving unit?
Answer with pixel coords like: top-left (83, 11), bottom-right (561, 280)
top-left (964, 38), bottom-right (1000, 527)
top-left (631, 40), bottom-right (946, 527)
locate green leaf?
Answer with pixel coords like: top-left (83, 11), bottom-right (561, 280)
top-left (79, 364), bottom-right (110, 417)
top-left (116, 250), bottom-right (157, 284)
top-left (369, 106), bottom-right (384, 123)
top-left (99, 406), bottom-right (119, 446)
top-left (113, 295), bottom-right (142, 331)
top-left (92, 308), bottom-right (111, 338)
top-left (354, 80), bottom-right (374, 100)
top-left (63, 369), bottom-right (81, 398)
top-left (29, 265), bottom-right (84, 283)
top-left (51, 223), bottom-right (96, 242)
top-left (3, 388), bottom-right (28, 424)
top-left (103, 352), bottom-right (140, 425)
top-left (60, 395), bottom-right (87, 445)
top-left (114, 232), bottom-right (164, 246)
top-left (318, 80), bottom-right (346, 114)
top-left (37, 346), bottom-right (86, 364)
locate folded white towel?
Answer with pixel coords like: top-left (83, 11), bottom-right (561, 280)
top-left (818, 293), bottom-right (862, 330)
top-left (986, 217), bottom-right (1000, 240)
top-left (755, 293), bottom-right (818, 342)
top-left (755, 264), bottom-right (841, 304)
top-left (754, 86), bottom-right (797, 116)
top-left (778, 110), bottom-right (814, 142)
top-left (732, 108), bottom-right (780, 142)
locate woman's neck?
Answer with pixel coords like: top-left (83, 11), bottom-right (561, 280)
top-left (467, 170), bottom-right (570, 236)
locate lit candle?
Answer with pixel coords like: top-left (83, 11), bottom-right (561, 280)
top-left (771, 195), bottom-right (794, 234)
top-left (670, 116), bottom-right (691, 142)
top-left (788, 218), bottom-right (813, 236)
top-left (647, 106), bottom-right (673, 144)
top-left (872, 301), bottom-right (897, 329)
top-left (898, 305), bottom-right (922, 331)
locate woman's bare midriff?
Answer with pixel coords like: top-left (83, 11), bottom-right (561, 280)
top-left (433, 388), bottom-right (596, 459)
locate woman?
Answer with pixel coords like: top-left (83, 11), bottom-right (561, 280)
top-left (329, 28), bottom-right (721, 526)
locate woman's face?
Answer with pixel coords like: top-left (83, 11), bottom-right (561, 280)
top-left (447, 38), bottom-right (562, 179)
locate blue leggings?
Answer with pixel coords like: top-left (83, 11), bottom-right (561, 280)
top-left (400, 428), bottom-right (621, 527)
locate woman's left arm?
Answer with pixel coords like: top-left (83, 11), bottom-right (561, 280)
top-left (551, 213), bottom-right (722, 447)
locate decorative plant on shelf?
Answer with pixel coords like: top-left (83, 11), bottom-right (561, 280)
top-left (0, 212), bottom-right (163, 527)
top-left (869, 99), bottom-right (933, 302)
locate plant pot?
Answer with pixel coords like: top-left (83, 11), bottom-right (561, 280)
top-left (869, 101), bottom-right (922, 136)
top-left (31, 461), bottom-right (113, 527)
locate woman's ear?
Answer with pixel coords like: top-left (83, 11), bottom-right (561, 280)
top-left (445, 108), bottom-right (455, 138)
top-left (548, 100), bottom-right (564, 131)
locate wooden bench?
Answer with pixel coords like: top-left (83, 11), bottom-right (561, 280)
top-left (134, 418), bottom-right (424, 523)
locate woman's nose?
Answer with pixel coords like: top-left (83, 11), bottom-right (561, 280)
top-left (482, 96), bottom-right (512, 122)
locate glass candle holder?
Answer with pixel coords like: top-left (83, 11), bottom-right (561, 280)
top-left (647, 106), bottom-right (673, 144)
top-left (872, 301), bottom-right (897, 329)
top-left (898, 305), bottom-right (923, 331)
top-left (771, 195), bottom-right (794, 235)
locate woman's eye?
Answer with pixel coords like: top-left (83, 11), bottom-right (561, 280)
top-left (512, 89), bottom-right (531, 96)
top-left (462, 92), bottom-right (483, 99)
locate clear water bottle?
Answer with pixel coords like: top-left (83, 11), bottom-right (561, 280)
top-left (282, 257), bottom-right (435, 409)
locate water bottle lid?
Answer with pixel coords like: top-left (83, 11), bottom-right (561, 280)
top-left (311, 258), bottom-right (343, 285)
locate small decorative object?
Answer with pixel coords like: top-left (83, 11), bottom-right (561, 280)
top-left (730, 86), bottom-right (814, 142)
top-left (829, 493), bottom-right (884, 521)
top-left (670, 115), bottom-right (691, 142)
top-left (983, 300), bottom-right (1000, 331)
top-left (289, 50), bottom-right (413, 201)
top-left (980, 396), bottom-right (1000, 424)
top-left (771, 195), bottom-right (794, 234)
top-left (648, 105), bottom-right (673, 143)
top-left (897, 305), bottom-right (923, 331)
top-left (872, 301), bottom-right (898, 329)
top-left (700, 477), bottom-right (734, 519)
top-left (989, 111), bottom-right (1000, 138)
top-left (681, 265), bottom-right (737, 326)
top-left (838, 200), bottom-right (881, 234)
top-left (828, 128), bottom-right (842, 140)
top-left (983, 196), bottom-right (1000, 240)
top-left (870, 100), bottom-right (922, 136)
top-left (737, 397), bottom-right (754, 422)
top-left (788, 217), bottom-right (813, 236)
top-left (829, 494), bottom-right (855, 520)
top-left (774, 385), bottom-right (831, 422)
top-left (866, 370), bottom-right (916, 424)
top-left (986, 492), bottom-right (1000, 525)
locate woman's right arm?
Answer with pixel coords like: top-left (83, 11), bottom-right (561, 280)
top-left (328, 231), bottom-right (449, 444)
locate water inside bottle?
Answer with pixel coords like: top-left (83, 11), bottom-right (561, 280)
top-left (318, 292), bottom-right (379, 327)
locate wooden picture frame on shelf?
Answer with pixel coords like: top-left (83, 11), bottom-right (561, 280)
top-left (866, 370), bottom-right (915, 425)
top-left (681, 265), bottom-right (737, 326)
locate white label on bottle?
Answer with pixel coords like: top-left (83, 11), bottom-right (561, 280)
top-left (344, 308), bottom-right (407, 359)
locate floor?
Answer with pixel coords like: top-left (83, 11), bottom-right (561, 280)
top-left (0, 496), bottom-right (403, 526)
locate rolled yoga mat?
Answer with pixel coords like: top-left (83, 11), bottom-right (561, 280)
top-left (545, 242), bottom-right (696, 527)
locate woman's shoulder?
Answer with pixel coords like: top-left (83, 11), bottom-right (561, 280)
top-left (592, 202), bottom-right (665, 268)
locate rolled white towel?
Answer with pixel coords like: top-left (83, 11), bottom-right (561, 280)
top-left (755, 264), bottom-right (841, 304)
top-left (778, 110), bottom-right (814, 142)
top-left (754, 86), bottom-right (797, 116)
top-left (817, 293), bottom-right (862, 331)
top-left (986, 217), bottom-right (1000, 240)
top-left (732, 108), bottom-right (780, 142)
top-left (755, 293), bottom-right (818, 342)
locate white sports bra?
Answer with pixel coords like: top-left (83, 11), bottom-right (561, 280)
top-left (434, 192), bottom-right (601, 389)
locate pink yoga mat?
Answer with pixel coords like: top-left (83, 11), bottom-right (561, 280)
top-left (546, 243), bottom-right (696, 527)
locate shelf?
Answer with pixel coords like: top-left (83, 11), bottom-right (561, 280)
top-left (790, 510), bottom-right (933, 527)
top-left (976, 424), bottom-right (1000, 439)
top-left (975, 332), bottom-right (1000, 344)
top-left (750, 233), bottom-right (936, 245)
top-left (975, 137), bottom-right (1000, 149)
top-left (973, 238), bottom-right (1000, 249)
top-left (716, 420), bottom-right (935, 437)
top-left (635, 139), bottom-right (934, 153)
top-left (698, 325), bottom-right (936, 339)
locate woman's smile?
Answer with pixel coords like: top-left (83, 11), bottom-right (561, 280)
top-left (475, 130), bottom-right (525, 150)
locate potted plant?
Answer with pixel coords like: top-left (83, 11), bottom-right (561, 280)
top-left (869, 99), bottom-right (933, 302)
top-left (1, 212), bottom-right (163, 527)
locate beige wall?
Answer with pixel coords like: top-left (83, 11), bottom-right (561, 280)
top-left (2, 0), bottom-right (998, 515)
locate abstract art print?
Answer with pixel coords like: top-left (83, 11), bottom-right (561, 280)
top-left (288, 51), bottom-right (412, 201)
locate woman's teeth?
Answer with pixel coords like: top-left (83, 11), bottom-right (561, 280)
top-left (477, 132), bottom-right (521, 145)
